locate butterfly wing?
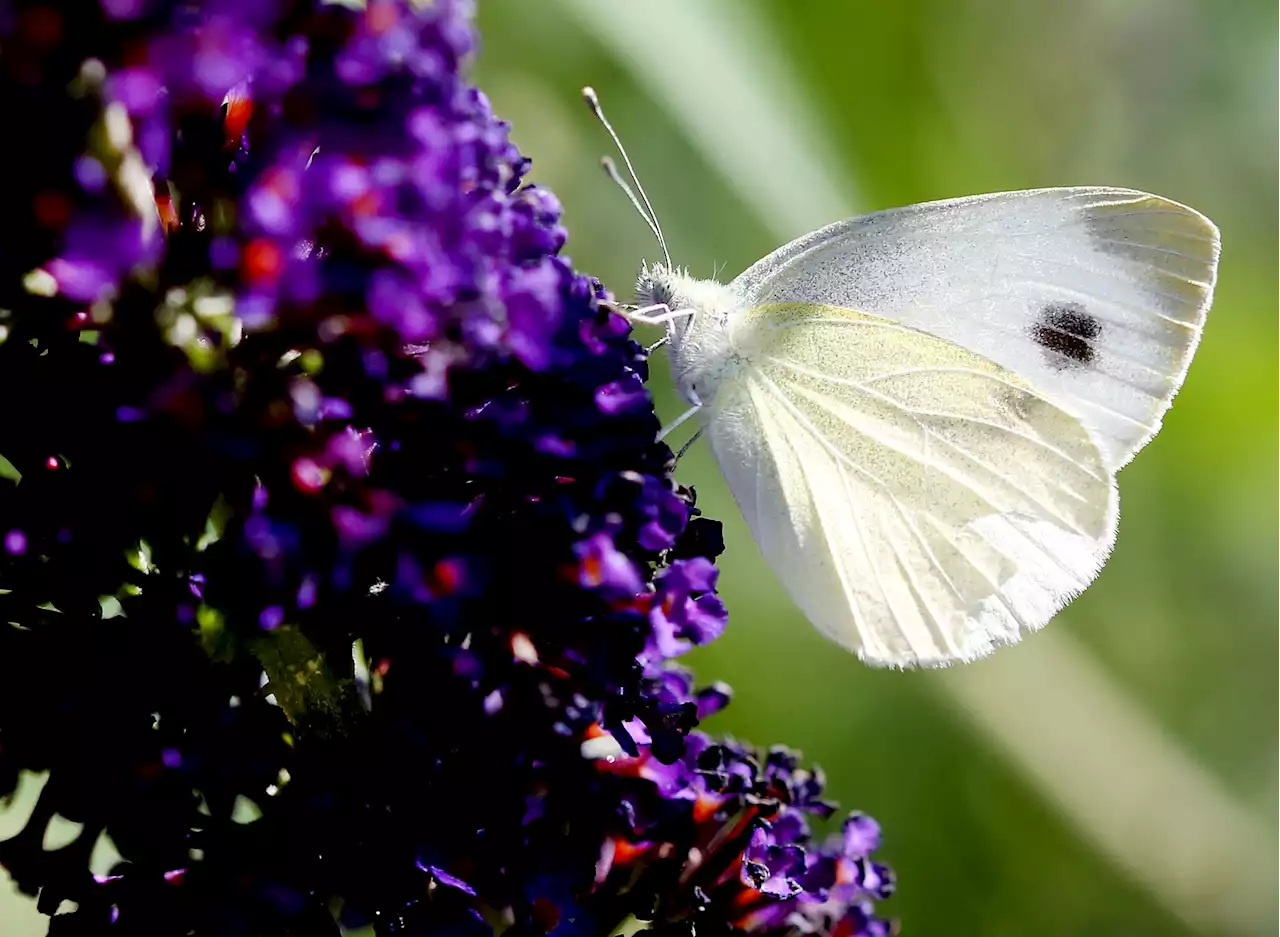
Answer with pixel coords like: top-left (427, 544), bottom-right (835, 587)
top-left (729, 187), bottom-right (1219, 471)
top-left (706, 302), bottom-right (1117, 667)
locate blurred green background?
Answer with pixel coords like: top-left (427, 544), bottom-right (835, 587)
top-left (473, 0), bottom-right (1276, 935)
top-left (3, 1), bottom-right (1275, 934)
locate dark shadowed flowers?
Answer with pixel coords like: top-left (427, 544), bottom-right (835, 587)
top-left (0, 1), bottom-right (894, 934)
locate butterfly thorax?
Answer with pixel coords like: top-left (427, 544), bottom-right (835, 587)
top-left (637, 264), bottom-right (741, 407)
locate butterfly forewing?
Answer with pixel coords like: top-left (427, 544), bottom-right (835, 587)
top-left (707, 303), bottom-right (1117, 667)
top-left (729, 187), bottom-right (1220, 472)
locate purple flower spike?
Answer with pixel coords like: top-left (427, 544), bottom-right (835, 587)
top-left (0, 2), bottom-right (893, 935)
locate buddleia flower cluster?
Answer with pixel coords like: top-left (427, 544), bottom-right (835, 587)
top-left (0, 1), bottom-right (895, 934)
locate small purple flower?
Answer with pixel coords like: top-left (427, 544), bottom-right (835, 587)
top-left (3, 530), bottom-right (25, 555)
top-left (594, 374), bottom-right (649, 415)
top-left (574, 530), bottom-right (643, 597)
top-left (844, 812), bottom-right (883, 859)
top-left (646, 557), bottom-right (727, 660)
top-left (502, 258), bottom-right (565, 370)
top-left (637, 476), bottom-right (689, 551)
top-left (742, 821), bottom-right (806, 898)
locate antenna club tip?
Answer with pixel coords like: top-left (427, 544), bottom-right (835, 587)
top-left (584, 84), bottom-right (669, 264)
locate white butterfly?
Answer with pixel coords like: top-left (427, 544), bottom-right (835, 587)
top-left (584, 90), bottom-right (1220, 669)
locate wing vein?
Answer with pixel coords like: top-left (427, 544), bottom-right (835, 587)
top-left (765, 355), bottom-right (1108, 482)
top-left (922, 426), bottom-right (1096, 536)
top-left (881, 495), bottom-right (966, 657)
top-left (829, 444), bottom-right (928, 657)
top-left (756, 370), bottom-right (1009, 517)
top-left (1003, 250), bottom-right (1208, 308)
top-left (1008, 277), bottom-right (1203, 329)
top-left (1087, 236), bottom-right (1216, 264)
top-left (751, 377), bottom-right (881, 657)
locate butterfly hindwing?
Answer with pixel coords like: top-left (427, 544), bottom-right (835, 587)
top-left (706, 302), bottom-right (1117, 667)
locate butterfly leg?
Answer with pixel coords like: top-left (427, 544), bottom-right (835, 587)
top-left (625, 303), bottom-right (697, 327)
top-left (674, 429), bottom-right (703, 462)
top-left (657, 392), bottom-right (703, 444)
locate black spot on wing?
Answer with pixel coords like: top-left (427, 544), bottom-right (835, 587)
top-left (1031, 302), bottom-right (1100, 368)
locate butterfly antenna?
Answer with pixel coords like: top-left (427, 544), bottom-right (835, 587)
top-left (582, 86), bottom-right (672, 268)
top-left (599, 156), bottom-right (662, 252)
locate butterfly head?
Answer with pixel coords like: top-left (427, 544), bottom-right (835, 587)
top-left (635, 262), bottom-right (733, 318)
top-left (635, 261), bottom-right (687, 311)
top-left (636, 263), bottom-right (740, 406)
